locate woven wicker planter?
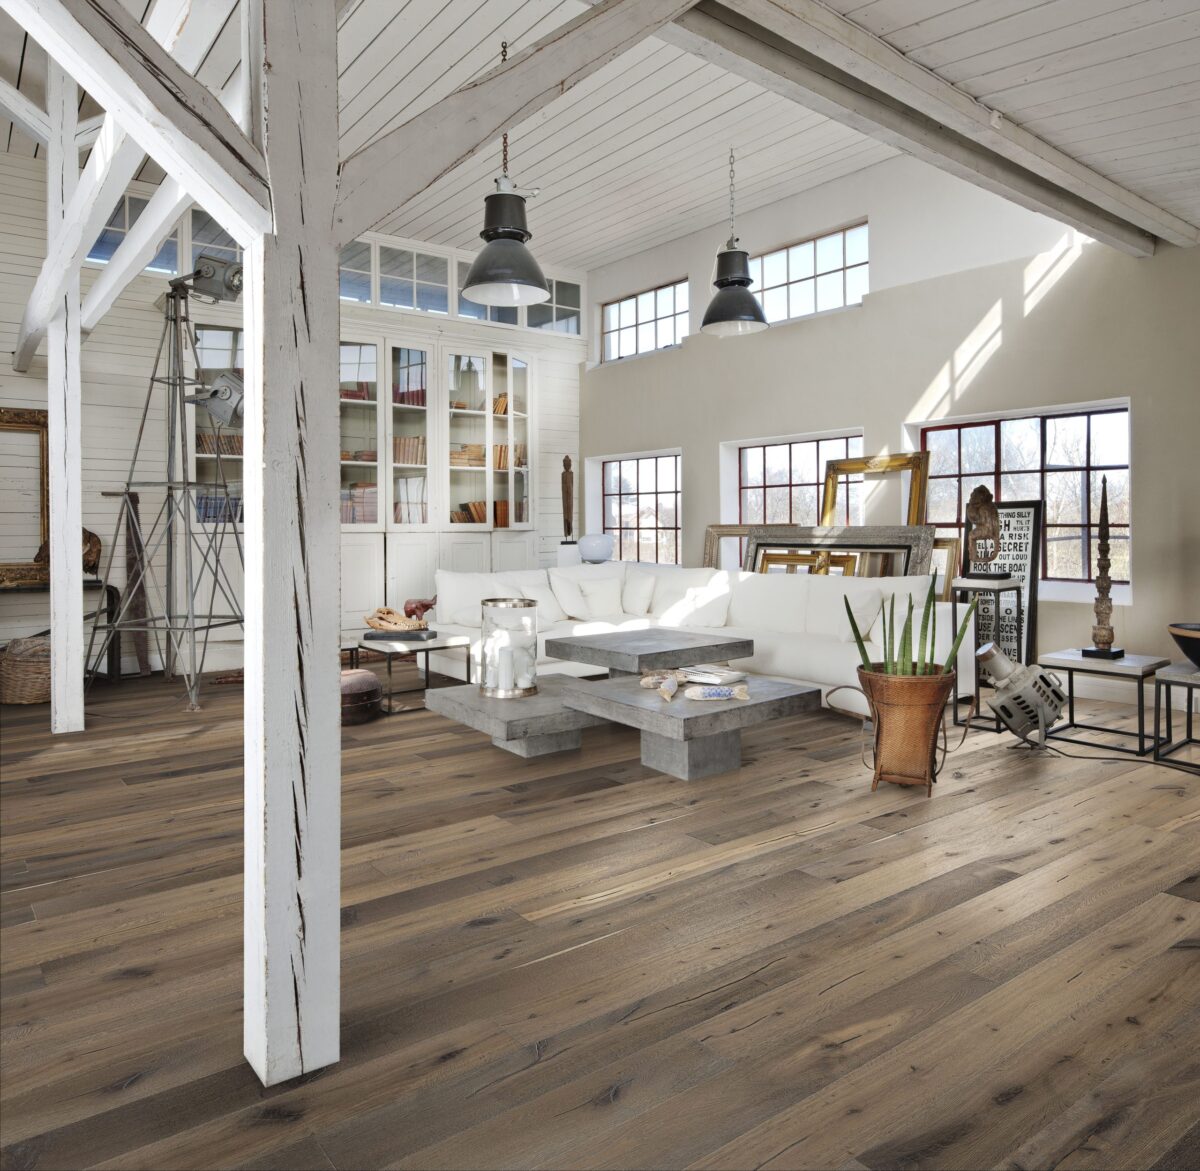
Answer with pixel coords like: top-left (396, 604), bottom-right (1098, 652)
top-left (858, 664), bottom-right (957, 797)
top-left (0, 636), bottom-right (52, 705)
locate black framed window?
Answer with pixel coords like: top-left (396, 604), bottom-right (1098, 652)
top-left (749, 223), bottom-right (867, 324)
top-left (601, 454), bottom-right (681, 563)
top-left (601, 280), bottom-right (688, 361)
top-left (738, 434), bottom-right (864, 526)
top-left (920, 408), bottom-right (1130, 582)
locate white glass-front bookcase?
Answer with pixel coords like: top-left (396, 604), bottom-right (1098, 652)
top-left (192, 324), bottom-right (534, 533)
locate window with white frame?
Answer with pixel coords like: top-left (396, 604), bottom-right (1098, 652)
top-left (738, 434), bottom-right (864, 527)
top-left (339, 241), bottom-right (372, 303)
top-left (87, 194), bottom-right (178, 274)
top-left (381, 245), bottom-right (449, 314)
top-left (601, 280), bottom-right (688, 361)
top-left (749, 223), bottom-right (868, 325)
top-left (601, 453), bottom-right (681, 563)
top-left (528, 279), bottom-right (582, 335)
top-left (920, 407), bottom-right (1131, 583)
top-left (191, 209), bottom-right (241, 268)
top-left (456, 260), bottom-right (518, 325)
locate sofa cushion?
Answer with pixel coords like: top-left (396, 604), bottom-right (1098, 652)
top-left (495, 569), bottom-right (567, 624)
top-left (549, 563), bottom-right (626, 620)
top-left (805, 576), bottom-right (883, 642)
top-left (865, 574), bottom-right (936, 639)
top-left (579, 576), bottom-right (624, 619)
top-left (726, 572), bottom-right (808, 633)
top-left (622, 567), bottom-right (656, 616)
top-left (648, 567), bottom-right (718, 617)
top-left (656, 570), bottom-right (735, 628)
top-left (434, 570), bottom-right (504, 627)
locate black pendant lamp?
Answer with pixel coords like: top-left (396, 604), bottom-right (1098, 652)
top-left (701, 149), bottom-right (768, 337)
top-left (461, 42), bottom-right (550, 309)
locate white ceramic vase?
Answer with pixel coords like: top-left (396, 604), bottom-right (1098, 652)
top-left (578, 533), bottom-right (614, 564)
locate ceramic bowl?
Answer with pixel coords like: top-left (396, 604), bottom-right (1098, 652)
top-left (1168, 623), bottom-right (1200, 670)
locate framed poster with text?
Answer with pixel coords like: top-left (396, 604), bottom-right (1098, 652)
top-left (963, 499), bottom-right (1041, 664)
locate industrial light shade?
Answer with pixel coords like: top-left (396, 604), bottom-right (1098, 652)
top-left (701, 243), bottom-right (768, 337)
top-left (461, 179), bottom-right (550, 307)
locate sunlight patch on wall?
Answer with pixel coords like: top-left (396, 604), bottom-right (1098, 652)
top-left (1023, 230), bottom-right (1085, 317)
top-left (909, 299), bottom-right (1003, 422)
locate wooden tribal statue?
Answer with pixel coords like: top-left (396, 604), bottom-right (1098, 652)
top-left (1083, 474), bottom-right (1124, 659)
top-left (964, 483), bottom-right (1001, 577)
top-left (561, 455), bottom-right (575, 541)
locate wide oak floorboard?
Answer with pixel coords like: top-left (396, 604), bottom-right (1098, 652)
top-left (1, 672), bottom-right (1197, 1170)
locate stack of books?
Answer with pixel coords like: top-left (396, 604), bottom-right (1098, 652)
top-left (492, 394), bottom-right (509, 415)
top-left (494, 500), bottom-right (510, 528)
top-left (340, 485), bottom-right (377, 524)
top-left (196, 432), bottom-right (243, 455)
top-left (450, 443), bottom-right (486, 467)
top-left (339, 382), bottom-right (371, 401)
top-left (450, 500), bottom-right (487, 523)
top-left (392, 385), bottom-right (426, 406)
top-left (196, 492), bottom-right (243, 523)
top-left (393, 435), bottom-right (426, 464)
top-left (393, 475), bottom-right (427, 524)
top-left (491, 443), bottom-right (528, 470)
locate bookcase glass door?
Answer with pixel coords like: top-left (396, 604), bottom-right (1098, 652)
top-left (193, 324), bottom-right (244, 523)
top-left (339, 341), bottom-right (379, 525)
top-left (390, 344), bottom-right (429, 525)
top-left (510, 357), bottom-right (529, 526)
top-left (491, 354), bottom-right (531, 528)
top-left (448, 353), bottom-right (489, 525)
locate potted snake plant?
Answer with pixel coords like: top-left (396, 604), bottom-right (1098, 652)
top-left (843, 581), bottom-right (976, 797)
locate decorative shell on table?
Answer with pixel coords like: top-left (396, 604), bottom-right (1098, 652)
top-left (364, 607), bottom-right (429, 632)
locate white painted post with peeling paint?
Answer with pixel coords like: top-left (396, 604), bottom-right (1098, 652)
top-left (45, 60), bottom-right (84, 734)
top-left (241, 0), bottom-right (342, 1086)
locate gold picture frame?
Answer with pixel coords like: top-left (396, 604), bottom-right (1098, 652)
top-left (758, 551), bottom-right (858, 576)
top-left (931, 536), bottom-right (961, 601)
top-left (820, 451), bottom-right (930, 528)
top-left (701, 523), bottom-right (806, 569)
top-left (0, 407), bottom-right (50, 589)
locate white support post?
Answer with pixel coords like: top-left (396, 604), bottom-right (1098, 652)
top-left (241, 0), bottom-right (341, 1087)
top-left (45, 61), bottom-right (84, 734)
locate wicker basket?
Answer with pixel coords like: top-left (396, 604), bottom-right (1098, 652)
top-left (857, 664), bottom-right (957, 797)
top-left (0, 636), bottom-right (52, 705)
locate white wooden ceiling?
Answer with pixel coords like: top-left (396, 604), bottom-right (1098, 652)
top-left (1, 0), bottom-right (1197, 270)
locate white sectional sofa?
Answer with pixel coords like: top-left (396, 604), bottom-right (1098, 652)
top-left (424, 561), bottom-right (975, 717)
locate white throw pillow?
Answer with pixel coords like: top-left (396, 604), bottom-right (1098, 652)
top-left (648, 567), bottom-right (718, 616)
top-left (622, 567), bottom-right (656, 616)
top-left (549, 563), bottom-right (626, 620)
top-left (579, 576), bottom-right (625, 619)
top-left (805, 575), bottom-right (883, 642)
top-left (434, 570), bottom-right (503, 627)
top-left (657, 571), bottom-right (735, 628)
top-left (494, 570), bottom-right (567, 624)
top-left (726, 572), bottom-right (808, 633)
top-left (866, 575), bottom-right (935, 639)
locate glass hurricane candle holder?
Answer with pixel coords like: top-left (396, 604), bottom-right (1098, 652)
top-left (479, 598), bottom-right (538, 698)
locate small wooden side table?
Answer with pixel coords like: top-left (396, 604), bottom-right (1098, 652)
top-left (1153, 662), bottom-right (1199, 773)
top-left (950, 576), bottom-right (1024, 732)
top-left (1037, 649), bottom-right (1169, 757)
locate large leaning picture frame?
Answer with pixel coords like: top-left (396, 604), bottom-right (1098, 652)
top-left (0, 407), bottom-right (50, 588)
top-left (820, 451), bottom-right (930, 527)
top-left (701, 524), bottom-right (811, 570)
top-left (742, 525), bottom-right (937, 577)
top-left (963, 499), bottom-right (1042, 664)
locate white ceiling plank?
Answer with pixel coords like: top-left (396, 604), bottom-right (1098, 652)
top-left (0, 0), bottom-right (270, 244)
top-left (334, 0), bottom-right (702, 243)
top-left (714, 0), bottom-right (1197, 246)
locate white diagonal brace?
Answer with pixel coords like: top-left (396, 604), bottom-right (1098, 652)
top-left (0, 74), bottom-right (50, 142)
top-left (13, 0), bottom-right (232, 370)
top-left (0, 0), bottom-right (271, 245)
top-left (334, 0), bottom-right (700, 243)
top-left (75, 112), bottom-right (103, 149)
top-left (717, 0), bottom-right (1199, 248)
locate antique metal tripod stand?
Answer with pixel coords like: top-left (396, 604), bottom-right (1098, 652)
top-left (86, 258), bottom-right (245, 709)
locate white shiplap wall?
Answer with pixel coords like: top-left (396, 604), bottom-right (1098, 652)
top-left (0, 153), bottom-right (584, 662)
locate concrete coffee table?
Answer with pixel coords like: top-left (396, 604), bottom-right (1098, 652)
top-left (561, 674), bottom-right (820, 780)
top-left (544, 627), bottom-right (754, 677)
top-left (423, 674), bottom-right (609, 757)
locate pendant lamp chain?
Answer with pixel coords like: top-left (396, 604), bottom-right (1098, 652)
top-left (501, 41), bottom-right (510, 178)
top-left (727, 147), bottom-right (737, 245)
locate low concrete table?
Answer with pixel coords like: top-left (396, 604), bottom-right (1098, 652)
top-left (544, 627), bottom-right (754, 677)
top-left (562, 674), bottom-right (819, 780)
top-left (423, 674), bottom-right (608, 757)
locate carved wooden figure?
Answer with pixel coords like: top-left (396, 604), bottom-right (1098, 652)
top-left (1083, 474), bottom-right (1124, 659)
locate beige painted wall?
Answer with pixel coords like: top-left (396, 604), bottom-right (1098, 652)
top-left (580, 238), bottom-right (1200, 664)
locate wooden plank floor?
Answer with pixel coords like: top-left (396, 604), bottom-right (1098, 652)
top-left (1, 669), bottom-right (1198, 1171)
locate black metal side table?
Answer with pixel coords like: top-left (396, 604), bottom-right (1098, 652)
top-left (1154, 662), bottom-right (1199, 773)
top-left (357, 635), bottom-right (473, 715)
top-left (950, 576), bottom-right (1024, 732)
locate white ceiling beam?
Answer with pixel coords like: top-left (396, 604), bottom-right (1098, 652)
top-left (78, 70), bottom-right (248, 333)
top-left (0, 0), bottom-right (271, 246)
top-left (75, 112), bottom-right (103, 148)
top-left (723, 0), bottom-right (1199, 249)
top-left (12, 0), bottom-right (234, 370)
top-left (0, 73), bottom-right (50, 142)
top-left (660, 2), bottom-right (1160, 257)
top-left (333, 0), bottom-right (702, 244)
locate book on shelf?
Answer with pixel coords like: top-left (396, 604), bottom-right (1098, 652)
top-left (339, 381), bottom-right (371, 401)
top-left (196, 432), bottom-right (244, 456)
top-left (449, 443), bottom-right (486, 467)
top-left (339, 484), bottom-right (378, 524)
top-left (392, 385), bottom-right (426, 406)
top-left (393, 473), bottom-right (428, 524)
top-left (492, 394), bottom-right (508, 415)
top-left (494, 499), bottom-right (509, 528)
top-left (392, 434), bottom-right (426, 464)
top-left (450, 500), bottom-right (487, 523)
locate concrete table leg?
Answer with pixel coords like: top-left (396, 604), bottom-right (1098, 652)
top-left (493, 730), bottom-right (583, 758)
top-left (640, 729), bottom-right (741, 779)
